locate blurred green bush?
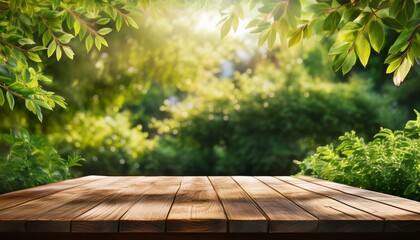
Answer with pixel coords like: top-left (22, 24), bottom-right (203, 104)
top-left (296, 110), bottom-right (420, 201)
top-left (0, 129), bottom-right (83, 193)
top-left (148, 70), bottom-right (403, 175)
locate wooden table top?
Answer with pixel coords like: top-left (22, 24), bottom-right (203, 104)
top-left (0, 176), bottom-right (419, 235)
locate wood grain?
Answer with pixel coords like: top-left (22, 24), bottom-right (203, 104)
top-left (258, 177), bottom-right (384, 232)
top-left (0, 176), bottom-right (419, 235)
top-left (232, 176), bottom-right (318, 233)
top-left (209, 176), bottom-right (268, 233)
top-left (25, 177), bottom-right (139, 232)
top-left (70, 177), bottom-right (151, 232)
top-left (0, 176), bottom-right (103, 211)
top-left (0, 176), bottom-right (107, 232)
top-left (166, 177), bottom-right (227, 233)
top-left (298, 176), bottom-right (420, 215)
top-left (281, 177), bottom-right (420, 232)
top-left (119, 177), bottom-right (182, 232)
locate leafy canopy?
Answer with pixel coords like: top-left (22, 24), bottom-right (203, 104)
top-left (0, 0), bottom-right (419, 120)
top-left (218, 0), bottom-right (419, 86)
top-left (0, 0), bottom-right (138, 121)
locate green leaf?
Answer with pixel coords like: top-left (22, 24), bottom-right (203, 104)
top-left (58, 33), bottom-right (74, 44)
top-left (27, 52), bottom-right (42, 63)
top-left (272, 3), bottom-right (286, 21)
top-left (18, 38), bottom-right (35, 46)
top-left (220, 17), bottom-right (232, 39)
top-left (404, 182), bottom-right (418, 195)
top-left (42, 31), bottom-right (52, 46)
top-left (389, 0), bottom-right (404, 16)
top-left (386, 58), bottom-right (402, 74)
top-left (246, 19), bottom-right (262, 29)
top-left (284, 8), bottom-right (297, 29)
top-left (85, 35), bottom-right (93, 52)
top-left (234, 4), bottom-right (244, 19)
top-left (19, 14), bottom-right (32, 26)
top-left (47, 41), bottom-right (57, 57)
top-left (33, 100), bottom-right (53, 110)
top-left (355, 36), bottom-right (370, 67)
top-left (368, 20), bottom-right (384, 53)
top-left (412, 41), bottom-right (420, 57)
top-left (333, 52), bottom-right (347, 72)
top-left (258, 28), bottom-right (270, 47)
top-left (62, 46), bottom-right (74, 59)
top-left (97, 28), bottom-right (113, 36)
top-left (258, 5), bottom-right (274, 14)
top-left (25, 99), bottom-right (36, 114)
top-left (341, 22), bottom-right (362, 31)
top-left (323, 12), bottom-right (341, 32)
top-left (388, 42), bottom-right (408, 54)
top-left (96, 18), bottom-right (111, 25)
top-left (95, 36), bottom-right (102, 51)
top-left (393, 58), bottom-right (410, 86)
top-left (342, 50), bottom-right (356, 74)
top-left (267, 29), bottom-right (276, 49)
top-left (35, 104), bottom-right (43, 122)
top-left (385, 53), bottom-right (400, 64)
top-left (405, 0), bottom-right (415, 19)
top-left (250, 22), bottom-right (270, 33)
top-left (288, 0), bottom-right (301, 18)
top-left (29, 46), bottom-right (47, 51)
top-left (0, 90), bottom-right (4, 106)
top-left (305, 3), bottom-right (330, 15)
top-left (343, 8), bottom-right (362, 22)
top-left (232, 15), bottom-right (239, 32)
top-left (288, 27), bottom-right (303, 47)
top-left (56, 45), bottom-right (62, 61)
top-left (96, 36), bottom-right (108, 47)
top-left (116, 15), bottom-right (123, 31)
top-left (392, 28), bottom-right (415, 48)
top-left (395, 10), bottom-right (408, 26)
top-left (6, 91), bottom-right (14, 110)
top-left (328, 42), bottom-right (351, 55)
top-left (74, 20), bottom-right (80, 35)
top-left (79, 25), bottom-right (87, 40)
top-left (381, 17), bottom-right (403, 31)
top-left (278, 18), bottom-right (289, 46)
top-left (126, 16), bottom-right (139, 29)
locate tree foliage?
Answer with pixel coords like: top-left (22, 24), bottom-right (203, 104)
top-left (218, 0), bottom-right (419, 86)
top-left (0, 128), bottom-right (83, 193)
top-left (0, 0), bottom-right (419, 118)
top-left (296, 110), bottom-right (420, 201)
top-left (0, 0), bottom-right (138, 120)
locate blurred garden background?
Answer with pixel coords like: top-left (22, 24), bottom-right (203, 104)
top-left (0, 1), bottom-right (419, 201)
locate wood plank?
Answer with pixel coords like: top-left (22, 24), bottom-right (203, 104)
top-left (298, 176), bottom-right (420, 215)
top-left (166, 177), bottom-right (227, 233)
top-left (281, 176), bottom-right (420, 232)
top-left (119, 177), bottom-right (182, 233)
top-left (24, 177), bottom-right (140, 232)
top-left (0, 175), bottom-right (104, 211)
top-left (0, 177), bottom-right (121, 232)
top-left (71, 177), bottom-right (158, 232)
top-left (258, 177), bottom-right (384, 232)
top-left (1, 232), bottom-right (418, 240)
top-left (209, 176), bottom-right (268, 233)
top-left (232, 176), bottom-right (318, 233)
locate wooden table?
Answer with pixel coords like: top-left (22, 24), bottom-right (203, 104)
top-left (0, 176), bottom-right (419, 240)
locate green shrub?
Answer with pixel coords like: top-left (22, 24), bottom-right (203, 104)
top-left (149, 72), bottom-right (404, 175)
top-left (0, 129), bottom-right (83, 193)
top-left (296, 110), bottom-right (420, 201)
top-left (49, 111), bottom-right (156, 176)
